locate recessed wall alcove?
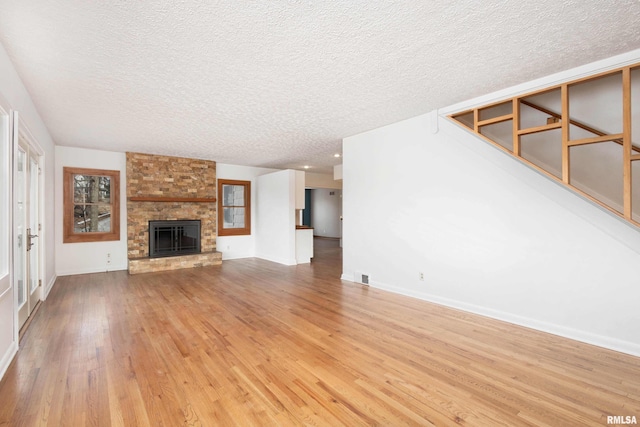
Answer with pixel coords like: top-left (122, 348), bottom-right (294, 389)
top-left (126, 152), bottom-right (221, 274)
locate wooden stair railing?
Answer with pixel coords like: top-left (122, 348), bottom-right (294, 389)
top-left (520, 99), bottom-right (640, 153)
top-left (449, 63), bottom-right (640, 228)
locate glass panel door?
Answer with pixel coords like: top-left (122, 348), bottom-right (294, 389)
top-left (16, 142), bottom-right (41, 330)
top-left (29, 156), bottom-right (39, 295)
top-left (15, 147), bottom-right (26, 316)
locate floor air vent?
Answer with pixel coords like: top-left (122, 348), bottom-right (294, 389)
top-left (355, 272), bottom-right (369, 285)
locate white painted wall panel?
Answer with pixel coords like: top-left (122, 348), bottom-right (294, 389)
top-left (295, 170), bottom-right (305, 210)
top-left (55, 147), bottom-right (127, 275)
top-left (343, 113), bottom-right (640, 356)
top-left (311, 189), bottom-right (341, 238)
top-left (216, 163), bottom-right (277, 260)
top-left (256, 170), bottom-right (296, 265)
top-left (306, 171), bottom-right (342, 189)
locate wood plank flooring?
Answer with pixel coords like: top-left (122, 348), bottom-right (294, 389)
top-left (1, 238), bottom-right (639, 426)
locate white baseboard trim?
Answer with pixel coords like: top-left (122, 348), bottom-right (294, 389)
top-left (343, 276), bottom-right (640, 357)
top-left (255, 253), bottom-right (297, 266)
top-left (221, 253), bottom-right (253, 261)
top-left (0, 341), bottom-right (17, 382)
top-left (44, 274), bottom-right (57, 300)
top-left (56, 265), bottom-right (128, 277)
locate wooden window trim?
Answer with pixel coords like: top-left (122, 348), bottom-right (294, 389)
top-left (63, 167), bottom-right (120, 243)
top-left (217, 179), bottom-right (251, 236)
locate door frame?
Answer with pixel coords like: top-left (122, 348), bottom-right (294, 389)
top-left (0, 97), bottom-right (16, 378)
top-left (13, 118), bottom-right (45, 334)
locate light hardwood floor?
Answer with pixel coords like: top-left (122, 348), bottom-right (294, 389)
top-left (1, 239), bottom-right (639, 426)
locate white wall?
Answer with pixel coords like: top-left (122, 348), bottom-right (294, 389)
top-left (311, 189), bottom-right (342, 238)
top-left (55, 146), bottom-right (128, 275)
top-left (343, 52), bottom-right (640, 356)
top-left (334, 164), bottom-right (343, 180)
top-left (305, 172), bottom-right (342, 189)
top-left (256, 169), bottom-right (297, 265)
top-left (0, 42), bottom-right (57, 380)
top-left (216, 163), bottom-right (277, 260)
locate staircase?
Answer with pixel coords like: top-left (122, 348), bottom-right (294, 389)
top-left (450, 64), bottom-right (640, 228)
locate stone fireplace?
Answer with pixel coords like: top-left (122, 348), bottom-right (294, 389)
top-left (126, 152), bottom-right (221, 274)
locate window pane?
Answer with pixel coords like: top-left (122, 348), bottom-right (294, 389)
top-left (74, 175), bottom-right (111, 203)
top-left (16, 149), bottom-right (25, 305)
top-left (73, 175), bottom-right (90, 203)
top-left (222, 184), bottom-right (244, 207)
top-left (64, 167), bottom-right (120, 243)
top-left (98, 176), bottom-right (111, 202)
top-left (223, 207), bottom-right (245, 228)
top-left (74, 205), bottom-right (112, 232)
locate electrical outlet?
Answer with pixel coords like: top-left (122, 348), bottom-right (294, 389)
top-left (107, 253), bottom-right (111, 264)
top-left (419, 272), bottom-right (424, 281)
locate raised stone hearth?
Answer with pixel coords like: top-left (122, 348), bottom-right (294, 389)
top-left (126, 152), bottom-right (221, 274)
top-left (128, 251), bottom-right (222, 275)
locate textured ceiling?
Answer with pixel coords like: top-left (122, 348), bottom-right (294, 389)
top-left (1, 1), bottom-right (640, 173)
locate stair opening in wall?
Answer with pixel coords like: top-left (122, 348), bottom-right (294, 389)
top-left (449, 62), bottom-right (640, 229)
top-left (149, 220), bottom-right (201, 258)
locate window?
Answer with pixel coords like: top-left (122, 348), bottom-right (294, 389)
top-left (217, 179), bottom-right (251, 236)
top-left (63, 167), bottom-right (120, 243)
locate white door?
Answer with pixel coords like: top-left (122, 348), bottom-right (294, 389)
top-left (16, 140), bottom-right (41, 330)
top-left (0, 108), bottom-right (10, 337)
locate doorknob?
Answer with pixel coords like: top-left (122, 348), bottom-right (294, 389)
top-left (27, 228), bottom-right (38, 251)
top-left (27, 227), bottom-right (38, 239)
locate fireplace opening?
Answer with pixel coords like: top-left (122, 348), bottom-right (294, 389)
top-left (149, 220), bottom-right (201, 258)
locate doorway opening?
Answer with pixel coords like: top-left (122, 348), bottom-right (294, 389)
top-left (303, 188), bottom-right (343, 271)
top-left (15, 135), bottom-right (43, 335)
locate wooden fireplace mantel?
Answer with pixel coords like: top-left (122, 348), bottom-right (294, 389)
top-left (128, 196), bottom-right (217, 203)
